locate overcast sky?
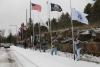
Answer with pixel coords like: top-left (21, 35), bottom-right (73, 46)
top-left (0, 0), bottom-right (93, 36)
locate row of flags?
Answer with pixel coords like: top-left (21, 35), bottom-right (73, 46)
top-left (31, 3), bottom-right (62, 12)
top-left (31, 2), bottom-right (88, 25)
top-left (31, 1), bottom-right (88, 61)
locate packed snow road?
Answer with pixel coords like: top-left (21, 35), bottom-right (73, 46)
top-left (0, 46), bottom-right (39, 67)
top-left (0, 47), bottom-right (17, 67)
top-left (0, 45), bottom-right (100, 67)
top-left (11, 46), bottom-right (100, 67)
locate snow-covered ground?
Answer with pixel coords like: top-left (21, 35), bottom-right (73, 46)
top-left (0, 47), bottom-right (17, 67)
top-left (10, 46), bottom-right (100, 67)
top-left (0, 48), bottom-right (11, 67)
top-left (52, 50), bottom-right (100, 64)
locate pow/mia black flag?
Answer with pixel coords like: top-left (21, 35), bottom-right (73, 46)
top-left (51, 3), bottom-right (62, 12)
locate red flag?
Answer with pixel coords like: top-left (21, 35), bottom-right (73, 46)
top-left (32, 3), bottom-right (41, 12)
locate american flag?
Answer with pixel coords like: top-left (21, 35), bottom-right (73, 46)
top-left (32, 3), bottom-right (41, 12)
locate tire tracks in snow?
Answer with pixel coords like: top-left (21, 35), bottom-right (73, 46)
top-left (12, 49), bottom-right (39, 67)
top-left (5, 48), bottom-right (18, 67)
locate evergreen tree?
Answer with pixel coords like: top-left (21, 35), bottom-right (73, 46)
top-left (51, 18), bottom-right (58, 30)
top-left (34, 23), bottom-right (39, 34)
top-left (92, 0), bottom-right (100, 22)
top-left (6, 33), bottom-right (16, 43)
top-left (27, 22), bottom-right (33, 37)
top-left (84, 3), bottom-right (92, 22)
top-left (84, 0), bottom-right (100, 23)
top-left (40, 26), bottom-right (48, 33)
top-left (58, 13), bottom-right (71, 29)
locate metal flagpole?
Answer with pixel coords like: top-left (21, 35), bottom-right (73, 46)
top-left (70, 0), bottom-right (75, 60)
top-left (26, 9), bottom-right (28, 24)
top-left (38, 14), bottom-right (41, 52)
top-left (47, 1), bottom-right (52, 48)
top-left (32, 16), bottom-right (35, 49)
top-left (30, 0), bottom-right (32, 22)
top-left (30, 0), bottom-right (34, 49)
top-left (39, 22), bottom-right (41, 51)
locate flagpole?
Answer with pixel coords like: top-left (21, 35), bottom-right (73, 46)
top-left (39, 22), bottom-right (41, 51)
top-left (48, 13), bottom-right (52, 48)
top-left (30, 0), bottom-right (34, 49)
top-left (38, 14), bottom-right (41, 52)
top-left (30, 0), bottom-right (32, 21)
top-left (26, 8), bottom-right (27, 23)
top-left (47, 1), bottom-right (52, 49)
top-left (70, 0), bottom-right (75, 60)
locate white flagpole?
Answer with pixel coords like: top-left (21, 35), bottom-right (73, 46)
top-left (70, 0), bottom-right (76, 60)
top-left (39, 22), bottom-right (41, 51)
top-left (30, 0), bottom-right (32, 22)
top-left (30, 0), bottom-right (34, 49)
top-left (38, 14), bottom-right (41, 52)
top-left (47, 1), bottom-right (52, 48)
top-left (26, 9), bottom-right (28, 24)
